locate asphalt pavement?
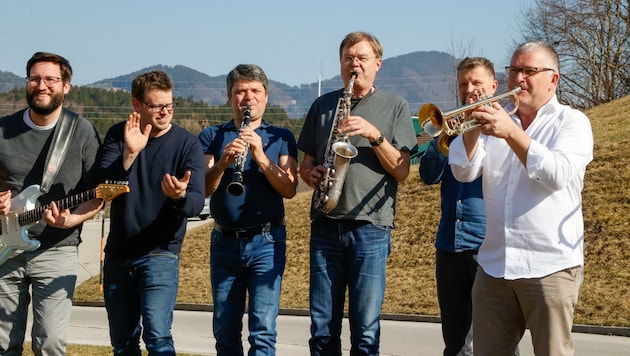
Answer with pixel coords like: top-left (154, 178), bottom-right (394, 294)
top-left (56, 216), bottom-right (630, 355)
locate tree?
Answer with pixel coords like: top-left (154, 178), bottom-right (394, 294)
top-left (518, 0), bottom-right (629, 109)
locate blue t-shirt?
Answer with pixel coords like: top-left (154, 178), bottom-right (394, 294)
top-left (198, 120), bottom-right (297, 228)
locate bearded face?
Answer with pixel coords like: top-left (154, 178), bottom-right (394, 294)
top-left (26, 89), bottom-right (64, 116)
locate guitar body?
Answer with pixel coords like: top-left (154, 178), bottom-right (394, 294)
top-left (0, 182), bottom-right (129, 266)
top-left (0, 185), bottom-right (44, 265)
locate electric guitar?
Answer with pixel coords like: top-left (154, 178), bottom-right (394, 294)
top-left (0, 182), bottom-right (130, 266)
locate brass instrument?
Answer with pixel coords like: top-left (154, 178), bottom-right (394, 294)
top-left (419, 87), bottom-right (522, 155)
top-left (313, 71), bottom-right (359, 213)
top-left (227, 106), bottom-right (251, 196)
top-left (435, 133), bottom-right (456, 156)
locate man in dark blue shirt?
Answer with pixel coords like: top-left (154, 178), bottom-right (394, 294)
top-left (419, 57), bottom-right (497, 356)
top-left (97, 70), bottom-right (206, 355)
top-left (198, 64), bottom-right (298, 355)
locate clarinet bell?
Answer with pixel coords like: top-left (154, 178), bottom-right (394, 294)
top-left (227, 172), bottom-right (245, 196)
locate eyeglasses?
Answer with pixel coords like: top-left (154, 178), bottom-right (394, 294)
top-left (143, 102), bottom-right (177, 113)
top-left (26, 76), bottom-right (62, 86)
top-left (342, 56), bottom-right (376, 65)
top-left (505, 66), bottom-right (555, 78)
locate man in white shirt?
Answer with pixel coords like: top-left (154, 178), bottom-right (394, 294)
top-left (449, 41), bottom-right (593, 356)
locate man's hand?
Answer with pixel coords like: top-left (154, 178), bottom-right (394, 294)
top-left (162, 171), bottom-right (191, 200)
top-left (338, 115), bottom-right (381, 143)
top-left (124, 112), bottom-right (151, 155)
top-left (42, 201), bottom-right (72, 228)
top-left (473, 102), bottom-right (519, 139)
top-left (0, 190), bottom-right (12, 215)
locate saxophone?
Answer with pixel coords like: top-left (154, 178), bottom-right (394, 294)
top-left (227, 105), bottom-right (251, 196)
top-left (313, 71), bottom-right (359, 213)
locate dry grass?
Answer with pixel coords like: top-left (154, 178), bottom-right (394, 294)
top-left (21, 343), bottom-right (198, 356)
top-left (75, 95), bottom-right (630, 327)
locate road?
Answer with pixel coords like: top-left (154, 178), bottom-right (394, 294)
top-left (60, 218), bottom-right (630, 355)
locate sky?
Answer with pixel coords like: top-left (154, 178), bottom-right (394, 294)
top-left (2, 0), bottom-right (531, 87)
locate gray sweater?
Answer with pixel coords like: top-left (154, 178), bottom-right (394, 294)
top-left (0, 108), bottom-right (101, 248)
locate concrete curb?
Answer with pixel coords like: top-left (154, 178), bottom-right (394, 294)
top-left (73, 301), bottom-right (630, 338)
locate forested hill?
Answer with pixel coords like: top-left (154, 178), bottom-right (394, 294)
top-left (0, 85), bottom-right (300, 139)
top-left (0, 51), bottom-right (464, 119)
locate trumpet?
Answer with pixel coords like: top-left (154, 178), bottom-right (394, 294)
top-left (419, 87), bottom-right (522, 138)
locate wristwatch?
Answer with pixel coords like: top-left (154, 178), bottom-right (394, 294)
top-left (370, 133), bottom-right (384, 147)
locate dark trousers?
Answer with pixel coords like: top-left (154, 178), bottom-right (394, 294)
top-left (435, 249), bottom-right (478, 356)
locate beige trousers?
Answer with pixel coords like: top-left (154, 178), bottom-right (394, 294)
top-left (472, 266), bottom-right (582, 356)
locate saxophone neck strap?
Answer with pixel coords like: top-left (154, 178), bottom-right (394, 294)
top-left (41, 108), bottom-right (79, 194)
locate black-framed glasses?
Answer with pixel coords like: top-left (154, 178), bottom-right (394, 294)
top-left (143, 102), bottom-right (177, 113)
top-left (505, 66), bottom-right (555, 78)
top-left (26, 76), bottom-right (62, 86)
top-left (342, 55), bottom-right (376, 65)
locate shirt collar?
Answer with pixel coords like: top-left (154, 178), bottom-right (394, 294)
top-left (222, 119), bottom-right (270, 130)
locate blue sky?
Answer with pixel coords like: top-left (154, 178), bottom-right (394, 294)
top-left (2, 0), bottom-right (530, 87)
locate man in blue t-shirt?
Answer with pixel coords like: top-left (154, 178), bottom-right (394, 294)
top-left (198, 64), bottom-right (298, 355)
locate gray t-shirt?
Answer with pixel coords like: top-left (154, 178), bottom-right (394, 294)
top-left (297, 88), bottom-right (416, 227)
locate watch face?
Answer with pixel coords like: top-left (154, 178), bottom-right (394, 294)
top-left (371, 135), bottom-right (384, 146)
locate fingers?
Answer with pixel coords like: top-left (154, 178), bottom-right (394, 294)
top-left (0, 191), bottom-right (11, 214)
top-left (42, 201), bottom-right (69, 227)
top-left (180, 171), bottom-right (191, 184)
top-left (142, 123), bottom-right (153, 137)
top-left (125, 112), bottom-right (151, 136)
top-left (309, 166), bottom-right (325, 188)
top-left (471, 111), bottom-right (486, 125)
top-left (162, 172), bottom-right (190, 199)
top-left (339, 115), bottom-right (378, 139)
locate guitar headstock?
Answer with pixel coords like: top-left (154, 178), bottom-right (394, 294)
top-left (96, 181), bottom-right (130, 201)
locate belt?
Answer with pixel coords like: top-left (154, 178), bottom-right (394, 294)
top-left (214, 220), bottom-right (285, 240)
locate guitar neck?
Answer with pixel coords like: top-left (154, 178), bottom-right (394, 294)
top-left (18, 188), bottom-right (97, 226)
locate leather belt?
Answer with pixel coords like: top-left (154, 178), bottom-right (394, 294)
top-left (214, 220), bottom-right (285, 240)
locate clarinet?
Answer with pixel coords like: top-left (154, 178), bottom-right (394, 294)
top-left (227, 106), bottom-right (251, 196)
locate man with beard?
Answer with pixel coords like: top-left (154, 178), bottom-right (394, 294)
top-left (0, 52), bottom-right (103, 354)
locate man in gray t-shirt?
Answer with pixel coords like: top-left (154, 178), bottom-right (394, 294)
top-left (297, 31), bottom-right (417, 355)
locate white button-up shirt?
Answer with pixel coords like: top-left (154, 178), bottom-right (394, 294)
top-left (449, 95), bottom-right (593, 279)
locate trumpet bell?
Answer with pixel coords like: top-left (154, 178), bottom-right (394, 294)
top-left (418, 103), bottom-right (443, 137)
top-left (437, 133), bottom-right (456, 156)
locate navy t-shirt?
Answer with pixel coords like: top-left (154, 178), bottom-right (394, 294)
top-left (198, 120), bottom-right (297, 228)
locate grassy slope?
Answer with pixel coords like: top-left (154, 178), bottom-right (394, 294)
top-left (75, 95), bottom-right (630, 327)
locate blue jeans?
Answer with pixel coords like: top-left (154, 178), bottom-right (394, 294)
top-left (210, 226), bottom-right (286, 356)
top-left (309, 218), bottom-right (391, 356)
top-left (103, 251), bottom-right (180, 356)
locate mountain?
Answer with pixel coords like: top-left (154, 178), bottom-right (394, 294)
top-left (0, 71), bottom-right (24, 93)
top-left (1, 51), bottom-right (468, 118)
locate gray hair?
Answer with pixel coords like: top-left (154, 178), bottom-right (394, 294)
top-left (513, 41), bottom-right (560, 72)
top-left (226, 64), bottom-right (268, 94)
